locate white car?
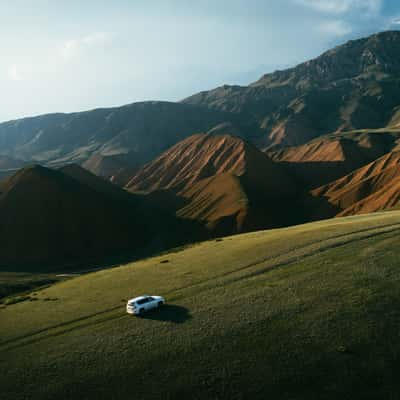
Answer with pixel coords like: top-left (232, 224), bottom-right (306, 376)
top-left (126, 295), bottom-right (165, 315)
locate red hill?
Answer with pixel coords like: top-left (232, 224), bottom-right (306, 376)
top-left (127, 133), bottom-right (303, 234)
top-left (311, 151), bottom-right (400, 217)
top-left (269, 131), bottom-right (400, 188)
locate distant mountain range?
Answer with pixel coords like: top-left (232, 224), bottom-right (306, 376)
top-left (0, 102), bottom-right (233, 168)
top-left (3, 31), bottom-right (400, 171)
top-left (184, 31), bottom-right (400, 148)
top-left (3, 31), bottom-right (400, 269)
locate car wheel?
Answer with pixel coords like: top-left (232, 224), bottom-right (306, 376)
top-left (158, 301), bottom-right (163, 307)
top-left (138, 308), bottom-right (144, 315)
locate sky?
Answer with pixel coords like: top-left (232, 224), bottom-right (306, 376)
top-left (1, 0), bottom-right (400, 122)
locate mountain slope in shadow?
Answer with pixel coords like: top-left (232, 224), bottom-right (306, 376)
top-left (0, 165), bottom-right (207, 271)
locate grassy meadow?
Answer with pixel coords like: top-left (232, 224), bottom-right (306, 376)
top-left (2, 211), bottom-right (400, 399)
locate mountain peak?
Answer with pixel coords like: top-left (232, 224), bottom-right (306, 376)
top-left (125, 132), bottom-right (300, 234)
top-left (183, 30), bottom-right (400, 147)
top-left (126, 133), bottom-right (249, 193)
top-left (252, 30), bottom-right (400, 88)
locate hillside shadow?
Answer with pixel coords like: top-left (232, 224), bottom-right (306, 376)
top-left (278, 161), bottom-right (360, 189)
top-left (139, 305), bottom-right (191, 324)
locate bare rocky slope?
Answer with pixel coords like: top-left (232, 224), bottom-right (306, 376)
top-left (269, 129), bottom-right (400, 188)
top-left (311, 151), bottom-right (400, 217)
top-left (126, 132), bottom-right (308, 234)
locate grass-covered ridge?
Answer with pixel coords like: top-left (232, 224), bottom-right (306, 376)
top-left (3, 211), bottom-right (400, 399)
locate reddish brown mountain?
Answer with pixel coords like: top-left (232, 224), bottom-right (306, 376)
top-left (127, 133), bottom-right (304, 234)
top-left (269, 130), bottom-right (400, 188)
top-left (127, 133), bottom-right (294, 193)
top-left (311, 151), bottom-right (400, 217)
top-left (175, 173), bottom-right (247, 230)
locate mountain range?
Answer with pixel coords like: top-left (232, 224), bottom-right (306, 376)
top-left (3, 30), bottom-right (400, 268)
top-left (2, 31), bottom-right (400, 170)
top-left (0, 102), bottom-right (232, 168)
top-left (184, 30), bottom-right (400, 148)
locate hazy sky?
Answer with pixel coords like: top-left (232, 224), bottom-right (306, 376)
top-left (1, 0), bottom-right (400, 122)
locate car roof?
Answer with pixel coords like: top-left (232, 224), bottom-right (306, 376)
top-left (128, 295), bottom-right (150, 302)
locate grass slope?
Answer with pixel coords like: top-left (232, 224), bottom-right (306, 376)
top-left (0, 272), bottom-right (70, 301)
top-left (3, 212), bottom-right (400, 399)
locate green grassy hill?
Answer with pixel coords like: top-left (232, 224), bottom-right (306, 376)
top-left (3, 212), bottom-right (400, 399)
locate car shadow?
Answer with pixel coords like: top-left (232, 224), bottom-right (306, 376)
top-left (139, 304), bottom-right (191, 324)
